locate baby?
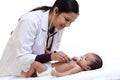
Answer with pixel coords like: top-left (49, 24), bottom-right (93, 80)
top-left (21, 52), bottom-right (103, 77)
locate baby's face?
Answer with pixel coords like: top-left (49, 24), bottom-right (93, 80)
top-left (77, 53), bottom-right (95, 70)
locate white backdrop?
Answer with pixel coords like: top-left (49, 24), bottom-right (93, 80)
top-left (0, 0), bottom-right (120, 65)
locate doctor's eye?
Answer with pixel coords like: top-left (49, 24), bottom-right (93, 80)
top-left (64, 17), bottom-right (71, 22)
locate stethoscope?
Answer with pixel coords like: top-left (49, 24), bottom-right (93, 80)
top-left (46, 28), bottom-right (57, 51)
top-left (46, 15), bottom-right (57, 51)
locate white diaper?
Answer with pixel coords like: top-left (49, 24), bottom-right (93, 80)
top-left (37, 63), bottom-right (53, 77)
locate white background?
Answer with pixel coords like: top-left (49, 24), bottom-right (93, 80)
top-left (0, 0), bottom-right (120, 65)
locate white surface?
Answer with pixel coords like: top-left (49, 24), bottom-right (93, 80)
top-left (0, 0), bottom-right (120, 80)
top-left (0, 63), bottom-right (120, 80)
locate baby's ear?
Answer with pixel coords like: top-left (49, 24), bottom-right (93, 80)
top-left (85, 66), bottom-right (91, 71)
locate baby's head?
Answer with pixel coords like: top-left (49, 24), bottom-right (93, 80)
top-left (77, 52), bottom-right (103, 71)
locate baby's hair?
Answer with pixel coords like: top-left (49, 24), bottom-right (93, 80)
top-left (89, 53), bottom-right (103, 70)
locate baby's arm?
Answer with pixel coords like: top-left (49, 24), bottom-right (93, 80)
top-left (51, 66), bottom-right (82, 77)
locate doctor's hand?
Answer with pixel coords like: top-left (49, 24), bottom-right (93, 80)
top-left (51, 51), bottom-right (70, 63)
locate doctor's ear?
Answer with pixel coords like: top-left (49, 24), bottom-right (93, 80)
top-left (53, 7), bottom-right (59, 15)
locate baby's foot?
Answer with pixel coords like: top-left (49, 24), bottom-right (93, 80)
top-left (21, 70), bottom-right (27, 78)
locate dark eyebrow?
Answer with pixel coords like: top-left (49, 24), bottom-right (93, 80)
top-left (65, 16), bottom-right (73, 22)
top-left (65, 17), bottom-right (71, 20)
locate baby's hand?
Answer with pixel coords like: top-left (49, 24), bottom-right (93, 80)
top-left (71, 56), bottom-right (78, 61)
top-left (72, 56), bottom-right (81, 61)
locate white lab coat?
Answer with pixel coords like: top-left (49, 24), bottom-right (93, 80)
top-left (0, 10), bottom-right (63, 77)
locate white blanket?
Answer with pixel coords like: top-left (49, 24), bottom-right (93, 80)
top-left (0, 63), bottom-right (120, 80)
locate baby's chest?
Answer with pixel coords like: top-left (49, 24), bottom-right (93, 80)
top-left (55, 62), bottom-right (75, 72)
top-left (61, 61), bottom-right (76, 69)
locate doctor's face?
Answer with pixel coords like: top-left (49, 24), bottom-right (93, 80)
top-left (53, 12), bottom-right (78, 30)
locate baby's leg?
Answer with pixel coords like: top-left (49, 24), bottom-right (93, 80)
top-left (21, 61), bottom-right (47, 77)
top-left (33, 61), bottom-right (47, 73)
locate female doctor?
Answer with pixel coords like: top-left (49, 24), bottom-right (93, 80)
top-left (0, 0), bottom-right (79, 77)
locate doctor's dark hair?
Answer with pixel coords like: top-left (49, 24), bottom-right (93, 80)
top-left (31, 0), bottom-right (79, 14)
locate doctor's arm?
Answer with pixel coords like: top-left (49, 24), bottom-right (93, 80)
top-left (35, 51), bottom-right (70, 63)
top-left (14, 17), bottom-right (52, 65)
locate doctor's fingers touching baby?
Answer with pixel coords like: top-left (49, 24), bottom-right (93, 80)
top-left (51, 51), bottom-right (70, 62)
top-left (56, 51), bottom-right (71, 62)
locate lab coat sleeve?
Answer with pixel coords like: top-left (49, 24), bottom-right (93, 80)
top-left (35, 53), bottom-right (51, 63)
top-left (12, 16), bottom-right (38, 66)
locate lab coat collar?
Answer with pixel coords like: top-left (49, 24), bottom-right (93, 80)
top-left (40, 10), bottom-right (61, 33)
top-left (41, 10), bottom-right (49, 32)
